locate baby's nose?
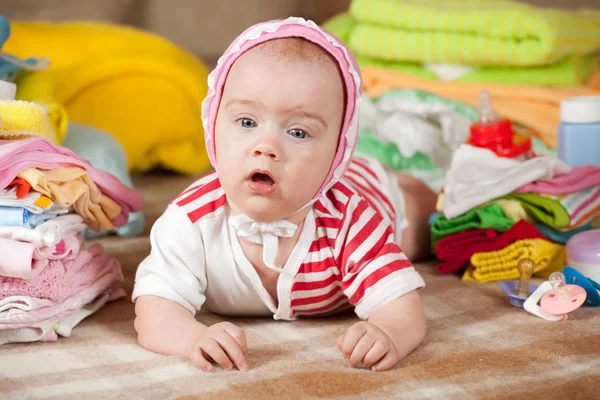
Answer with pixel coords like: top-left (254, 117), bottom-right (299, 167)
top-left (253, 142), bottom-right (279, 160)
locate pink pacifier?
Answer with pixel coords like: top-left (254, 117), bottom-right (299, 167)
top-left (540, 272), bottom-right (587, 321)
top-left (524, 271), bottom-right (587, 321)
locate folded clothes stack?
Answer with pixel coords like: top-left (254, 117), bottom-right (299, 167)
top-left (431, 145), bottom-right (600, 282)
top-left (0, 98), bottom-right (143, 344)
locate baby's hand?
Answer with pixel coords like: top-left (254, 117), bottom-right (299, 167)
top-left (189, 322), bottom-right (249, 372)
top-left (336, 321), bottom-right (399, 372)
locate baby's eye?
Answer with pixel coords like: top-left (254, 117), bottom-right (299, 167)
top-left (288, 129), bottom-right (307, 139)
top-left (237, 118), bottom-right (257, 128)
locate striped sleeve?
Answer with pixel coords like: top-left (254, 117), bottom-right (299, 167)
top-left (335, 195), bottom-right (425, 320)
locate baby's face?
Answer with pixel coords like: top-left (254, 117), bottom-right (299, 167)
top-left (214, 44), bottom-right (345, 222)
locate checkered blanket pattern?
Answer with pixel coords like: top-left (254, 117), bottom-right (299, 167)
top-left (1, 174), bottom-right (598, 400)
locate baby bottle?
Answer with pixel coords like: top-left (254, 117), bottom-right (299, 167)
top-left (558, 96), bottom-right (600, 166)
top-left (468, 90), bottom-right (532, 160)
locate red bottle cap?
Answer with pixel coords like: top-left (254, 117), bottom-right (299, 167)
top-left (468, 91), bottom-right (532, 159)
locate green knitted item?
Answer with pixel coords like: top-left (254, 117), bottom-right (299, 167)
top-left (431, 203), bottom-right (514, 249)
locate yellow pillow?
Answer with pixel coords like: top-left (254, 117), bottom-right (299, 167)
top-left (5, 21), bottom-right (211, 174)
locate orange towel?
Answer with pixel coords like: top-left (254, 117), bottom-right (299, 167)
top-left (361, 67), bottom-right (600, 148)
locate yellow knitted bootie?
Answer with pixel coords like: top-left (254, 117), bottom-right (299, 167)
top-left (0, 100), bottom-right (54, 141)
top-left (463, 238), bottom-right (566, 282)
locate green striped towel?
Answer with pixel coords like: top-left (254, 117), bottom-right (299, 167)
top-left (323, 12), bottom-right (599, 87)
top-left (341, 0), bottom-right (600, 67)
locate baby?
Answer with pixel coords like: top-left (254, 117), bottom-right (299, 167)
top-left (133, 18), bottom-right (436, 372)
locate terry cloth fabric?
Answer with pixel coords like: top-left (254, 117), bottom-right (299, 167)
top-left (435, 220), bottom-right (545, 274)
top-left (465, 238), bottom-right (566, 282)
top-left (441, 145), bottom-right (571, 219)
top-left (340, 0), bottom-right (600, 66)
top-left (501, 193), bottom-right (570, 229)
top-left (516, 166), bottom-right (600, 195)
top-left (431, 203), bottom-right (514, 250)
top-left (546, 185), bottom-right (600, 230)
top-left (323, 13), bottom-right (599, 87)
top-left (0, 100), bottom-right (55, 142)
top-left (535, 222), bottom-right (593, 244)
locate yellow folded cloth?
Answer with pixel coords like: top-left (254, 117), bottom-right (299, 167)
top-left (492, 199), bottom-right (533, 223)
top-left (361, 67), bottom-right (599, 149)
top-left (0, 100), bottom-right (54, 141)
top-left (463, 238), bottom-right (566, 282)
top-left (4, 21), bottom-right (211, 173)
top-left (17, 167), bottom-right (121, 232)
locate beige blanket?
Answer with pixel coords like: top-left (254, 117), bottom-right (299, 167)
top-left (1, 172), bottom-right (599, 399)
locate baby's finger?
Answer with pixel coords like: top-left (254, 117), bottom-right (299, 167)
top-left (201, 339), bottom-right (233, 371)
top-left (371, 350), bottom-right (399, 372)
top-left (336, 335), bottom-right (344, 353)
top-left (348, 335), bottom-right (376, 368)
top-left (341, 323), bottom-right (368, 358)
top-left (362, 339), bottom-right (389, 367)
top-left (216, 333), bottom-right (249, 371)
top-left (189, 346), bottom-right (213, 372)
top-left (225, 325), bottom-right (249, 358)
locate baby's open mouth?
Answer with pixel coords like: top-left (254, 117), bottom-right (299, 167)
top-left (251, 172), bottom-right (275, 186)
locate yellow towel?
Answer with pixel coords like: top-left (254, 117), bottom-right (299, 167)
top-left (463, 238), bottom-right (566, 282)
top-left (0, 100), bottom-right (54, 141)
top-left (361, 67), bottom-right (600, 149)
top-left (4, 21), bottom-right (211, 174)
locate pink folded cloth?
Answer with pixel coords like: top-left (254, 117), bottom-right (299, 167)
top-left (0, 234), bottom-right (83, 282)
top-left (0, 138), bottom-right (143, 226)
top-left (0, 240), bottom-right (99, 303)
top-left (516, 166), bottom-right (600, 195)
top-left (0, 258), bottom-right (124, 328)
top-left (0, 217), bottom-right (86, 280)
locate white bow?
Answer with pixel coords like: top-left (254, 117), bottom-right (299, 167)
top-left (229, 214), bottom-right (297, 274)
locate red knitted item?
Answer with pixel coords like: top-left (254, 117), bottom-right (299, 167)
top-left (435, 220), bottom-right (545, 274)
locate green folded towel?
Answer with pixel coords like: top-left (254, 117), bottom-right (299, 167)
top-left (323, 11), bottom-right (599, 87)
top-left (502, 193), bottom-right (571, 229)
top-left (355, 53), bottom-right (598, 88)
top-left (431, 204), bottom-right (514, 250)
top-left (345, 0), bottom-right (600, 67)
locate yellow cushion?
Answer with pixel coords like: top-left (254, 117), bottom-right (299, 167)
top-left (5, 21), bottom-right (211, 174)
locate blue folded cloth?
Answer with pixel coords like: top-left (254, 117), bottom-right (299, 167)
top-left (0, 206), bottom-right (55, 228)
top-left (535, 222), bottom-right (592, 244)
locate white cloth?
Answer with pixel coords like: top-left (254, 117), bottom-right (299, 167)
top-left (0, 214), bottom-right (86, 247)
top-left (0, 292), bottom-right (111, 345)
top-left (0, 296), bottom-right (54, 313)
top-left (228, 214), bottom-right (297, 273)
top-left (0, 187), bottom-right (68, 214)
top-left (423, 63), bottom-right (476, 82)
top-left (360, 94), bottom-right (471, 170)
top-left (443, 145), bottom-right (572, 218)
